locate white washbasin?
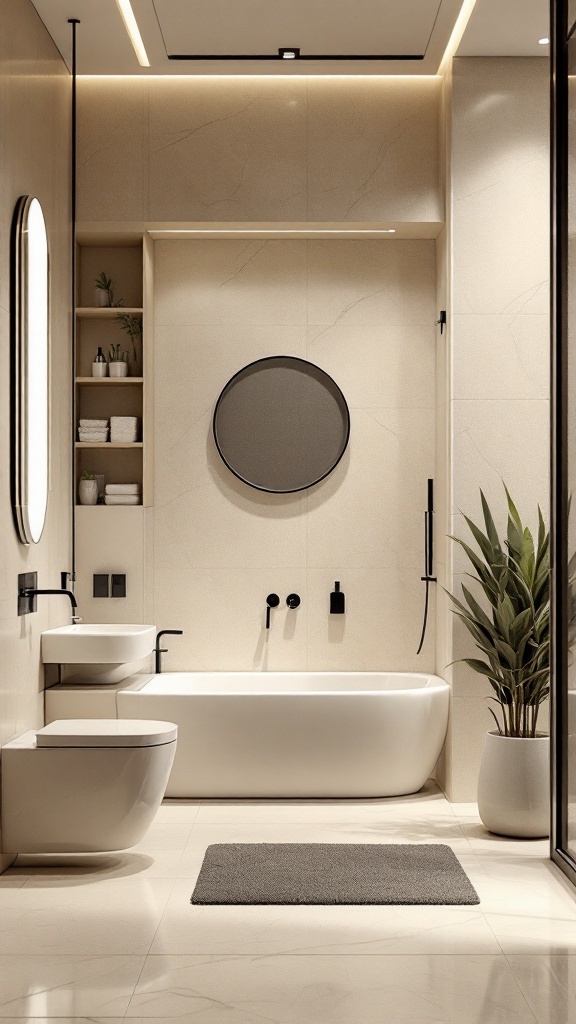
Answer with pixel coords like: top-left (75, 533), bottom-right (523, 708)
top-left (42, 624), bottom-right (156, 665)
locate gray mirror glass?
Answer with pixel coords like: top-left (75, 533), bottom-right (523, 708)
top-left (213, 356), bottom-right (350, 493)
top-left (13, 196), bottom-right (49, 544)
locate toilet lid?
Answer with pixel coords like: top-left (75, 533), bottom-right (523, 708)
top-left (36, 719), bottom-right (178, 748)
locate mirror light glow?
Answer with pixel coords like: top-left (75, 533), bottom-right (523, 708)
top-left (15, 196), bottom-right (49, 544)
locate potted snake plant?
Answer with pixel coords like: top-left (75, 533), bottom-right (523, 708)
top-left (450, 486), bottom-right (550, 838)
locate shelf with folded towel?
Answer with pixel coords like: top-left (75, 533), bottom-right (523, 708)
top-left (76, 377), bottom-right (144, 386)
top-left (75, 232), bottom-right (152, 511)
top-left (75, 442), bottom-right (144, 449)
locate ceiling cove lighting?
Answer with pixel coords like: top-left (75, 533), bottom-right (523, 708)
top-left (150, 229), bottom-right (398, 235)
top-left (438, 0), bottom-right (478, 75)
top-left (80, 75), bottom-right (438, 80)
top-left (114, 0), bottom-right (150, 67)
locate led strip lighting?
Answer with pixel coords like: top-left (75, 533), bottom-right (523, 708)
top-left (438, 0), bottom-right (478, 75)
top-left (115, 0), bottom-right (150, 67)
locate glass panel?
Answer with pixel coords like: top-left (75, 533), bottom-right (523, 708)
top-left (566, 34), bottom-right (576, 859)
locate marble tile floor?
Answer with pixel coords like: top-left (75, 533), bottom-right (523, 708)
top-left (0, 781), bottom-right (574, 1022)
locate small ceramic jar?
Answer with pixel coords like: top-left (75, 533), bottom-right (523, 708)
top-left (109, 362), bottom-right (128, 378)
top-left (79, 479), bottom-right (98, 506)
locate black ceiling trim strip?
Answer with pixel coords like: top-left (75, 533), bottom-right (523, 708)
top-left (168, 53), bottom-right (425, 61)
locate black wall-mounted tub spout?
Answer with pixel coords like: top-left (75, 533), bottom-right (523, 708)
top-left (154, 629), bottom-right (183, 673)
top-left (18, 579), bottom-right (80, 622)
top-left (266, 593), bottom-right (280, 629)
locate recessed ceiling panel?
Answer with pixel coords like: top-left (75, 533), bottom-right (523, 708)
top-left (30, 0), bottom-right (466, 74)
top-left (153, 0), bottom-right (441, 57)
top-left (457, 0), bottom-right (549, 56)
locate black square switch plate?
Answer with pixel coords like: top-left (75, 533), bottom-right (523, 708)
top-left (93, 574), bottom-right (109, 598)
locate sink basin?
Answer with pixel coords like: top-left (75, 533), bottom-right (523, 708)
top-left (42, 624), bottom-right (156, 665)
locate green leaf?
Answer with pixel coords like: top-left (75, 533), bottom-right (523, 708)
top-left (481, 490), bottom-right (502, 554)
top-left (462, 514), bottom-right (498, 566)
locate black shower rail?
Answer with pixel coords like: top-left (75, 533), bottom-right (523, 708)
top-left (416, 478), bottom-right (437, 655)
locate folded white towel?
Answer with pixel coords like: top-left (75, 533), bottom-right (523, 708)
top-left (79, 427), bottom-right (109, 434)
top-left (104, 494), bottom-right (141, 506)
top-left (110, 427), bottom-right (138, 443)
top-left (105, 483), bottom-right (140, 495)
top-left (78, 432), bottom-right (108, 442)
top-left (79, 418), bottom-right (108, 427)
top-left (110, 416), bottom-right (138, 426)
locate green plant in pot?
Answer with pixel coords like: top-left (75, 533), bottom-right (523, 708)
top-left (108, 343), bottom-right (130, 378)
top-left (449, 485), bottom-right (550, 838)
top-left (94, 271), bottom-right (124, 308)
top-left (79, 470), bottom-right (98, 506)
top-left (115, 313), bottom-right (142, 369)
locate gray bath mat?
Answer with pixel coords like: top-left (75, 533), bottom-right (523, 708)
top-left (190, 843), bottom-right (479, 905)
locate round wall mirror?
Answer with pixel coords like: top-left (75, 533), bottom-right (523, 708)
top-left (13, 196), bottom-right (50, 544)
top-left (213, 356), bottom-right (350, 493)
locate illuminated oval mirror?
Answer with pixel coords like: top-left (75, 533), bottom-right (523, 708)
top-left (213, 356), bottom-right (350, 493)
top-left (13, 196), bottom-right (49, 544)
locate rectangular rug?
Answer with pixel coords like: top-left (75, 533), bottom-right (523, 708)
top-left (190, 843), bottom-right (480, 905)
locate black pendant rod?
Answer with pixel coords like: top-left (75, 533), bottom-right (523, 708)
top-left (68, 18), bottom-right (79, 586)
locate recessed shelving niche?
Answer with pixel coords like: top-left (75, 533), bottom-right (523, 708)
top-left (75, 232), bottom-right (153, 508)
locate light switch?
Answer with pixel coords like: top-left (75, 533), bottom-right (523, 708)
top-left (111, 574), bottom-right (126, 598)
top-left (93, 574), bottom-right (109, 598)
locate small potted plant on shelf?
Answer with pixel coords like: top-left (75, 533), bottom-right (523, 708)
top-left (94, 271), bottom-right (124, 308)
top-left (449, 485), bottom-right (550, 838)
top-left (94, 271), bottom-right (113, 307)
top-left (115, 312), bottom-right (142, 369)
top-left (79, 470), bottom-right (98, 506)
top-left (108, 343), bottom-right (130, 378)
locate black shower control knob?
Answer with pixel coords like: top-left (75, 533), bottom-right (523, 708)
top-left (266, 593), bottom-right (280, 608)
top-left (286, 593), bottom-right (301, 609)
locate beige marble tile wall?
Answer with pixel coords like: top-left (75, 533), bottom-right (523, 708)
top-left (441, 58), bottom-right (550, 801)
top-left (0, 0), bottom-right (71, 867)
top-left (77, 77), bottom-right (441, 225)
top-left (151, 238), bottom-right (436, 671)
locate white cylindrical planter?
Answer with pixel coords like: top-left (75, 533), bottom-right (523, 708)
top-left (109, 362), bottom-right (128, 378)
top-left (91, 361), bottom-right (108, 378)
top-left (79, 479), bottom-right (98, 506)
top-left (478, 731), bottom-right (549, 838)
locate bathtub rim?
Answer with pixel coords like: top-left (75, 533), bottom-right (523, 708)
top-left (133, 671), bottom-right (450, 697)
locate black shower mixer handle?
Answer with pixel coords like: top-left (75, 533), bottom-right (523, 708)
top-left (266, 593), bottom-right (280, 629)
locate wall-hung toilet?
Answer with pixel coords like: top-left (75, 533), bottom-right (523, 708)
top-left (1, 719), bottom-right (177, 854)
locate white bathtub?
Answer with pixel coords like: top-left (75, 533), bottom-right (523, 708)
top-left (116, 672), bottom-right (449, 798)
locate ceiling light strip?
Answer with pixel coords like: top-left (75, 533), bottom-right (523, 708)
top-left (437, 0), bottom-right (478, 75)
top-left (150, 229), bottom-right (398, 236)
top-left (79, 74), bottom-right (439, 80)
top-left (115, 0), bottom-right (150, 67)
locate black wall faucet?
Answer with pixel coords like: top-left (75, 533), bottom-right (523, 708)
top-left (154, 629), bottom-right (183, 673)
top-left (18, 582), bottom-right (81, 623)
